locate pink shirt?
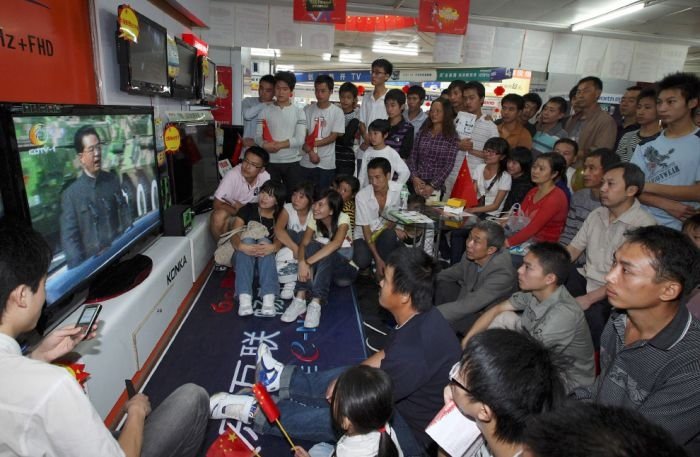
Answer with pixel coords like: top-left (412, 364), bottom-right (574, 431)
top-left (213, 164), bottom-right (270, 206)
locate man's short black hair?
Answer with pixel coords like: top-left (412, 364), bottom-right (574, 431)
top-left (314, 74), bottom-right (334, 92)
top-left (386, 248), bottom-right (436, 312)
top-left (527, 242), bottom-right (571, 285)
top-left (522, 403), bottom-right (688, 457)
top-left (274, 71), bottom-right (296, 91)
top-left (523, 92), bottom-right (543, 111)
top-left (546, 96), bottom-right (568, 114)
top-left (384, 88), bottom-right (406, 107)
top-left (259, 74), bottom-right (276, 87)
top-left (626, 85), bottom-right (643, 92)
top-left (338, 82), bottom-right (358, 98)
top-left (501, 93), bottom-right (524, 111)
top-left (568, 85), bottom-right (578, 102)
top-left (637, 86), bottom-right (657, 102)
top-left (603, 162), bottom-right (645, 197)
top-left (0, 222), bottom-right (52, 317)
top-left (578, 76), bottom-right (603, 91)
top-left (245, 146), bottom-right (270, 167)
top-left (367, 157), bottom-right (391, 175)
top-left (472, 220), bottom-right (505, 249)
top-left (368, 119), bottom-right (391, 135)
top-left (657, 72), bottom-right (700, 104)
top-left (460, 329), bottom-right (566, 444)
top-left (554, 138), bottom-right (579, 157)
top-left (333, 174), bottom-right (360, 195)
top-left (584, 147), bottom-right (618, 169)
top-left (623, 225), bottom-right (700, 300)
top-left (447, 80), bottom-right (468, 93)
top-left (407, 85), bottom-right (426, 101)
top-left (371, 58), bottom-right (393, 76)
top-left (74, 125), bottom-right (100, 154)
top-left (464, 81), bottom-right (486, 99)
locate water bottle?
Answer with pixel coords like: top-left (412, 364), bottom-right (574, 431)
top-left (400, 185), bottom-right (409, 210)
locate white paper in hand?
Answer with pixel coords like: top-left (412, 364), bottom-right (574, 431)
top-left (426, 401), bottom-right (485, 457)
top-left (455, 112), bottom-right (477, 140)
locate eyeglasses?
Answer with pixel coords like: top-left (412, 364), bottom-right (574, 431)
top-left (242, 157), bottom-right (264, 169)
top-left (449, 362), bottom-right (470, 394)
top-left (82, 144), bottom-right (102, 154)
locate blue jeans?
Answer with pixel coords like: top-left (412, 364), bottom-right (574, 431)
top-left (296, 241), bottom-right (358, 302)
top-left (234, 238), bottom-right (279, 297)
top-left (252, 366), bottom-right (426, 457)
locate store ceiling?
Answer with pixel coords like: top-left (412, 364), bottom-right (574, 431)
top-left (222, 0), bottom-right (700, 73)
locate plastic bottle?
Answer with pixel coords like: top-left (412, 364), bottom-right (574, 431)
top-left (400, 185), bottom-right (409, 210)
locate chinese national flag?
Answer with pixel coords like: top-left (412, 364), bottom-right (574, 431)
top-left (305, 118), bottom-right (320, 150)
top-left (261, 119), bottom-right (274, 143)
top-left (206, 431), bottom-right (254, 457)
top-left (450, 158), bottom-right (478, 207)
top-left (232, 133), bottom-right (243, 165)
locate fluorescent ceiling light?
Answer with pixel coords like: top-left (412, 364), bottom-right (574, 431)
top-left (372, 41), bottom-right (419, 57)
top-left (322, 53), bottom-right (332, 61)
top-left (251, 48), bottom-right (280, 57)
top-left (276, 64), bottom-right (295, 72)
top-left (339, 51), bottom-right (362, 63)
top-left (571, 2), bottom-right (646, 31)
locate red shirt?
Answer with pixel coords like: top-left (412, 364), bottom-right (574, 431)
top-left (507, 186), bottom-right (568, 246)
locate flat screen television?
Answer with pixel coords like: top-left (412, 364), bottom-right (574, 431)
top-left (171, 37), bottom-right (197, 100)
top-left (166, 121), bottom-right (219, 213)
top-left (116, 6), bottom-right (170, 96)
top-left (197, 56), bottom-right (217, 104)
top-left (0, 103), bottom-right (161, 330)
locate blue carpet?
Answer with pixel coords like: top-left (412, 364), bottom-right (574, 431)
top-left (143, 268), bottom-right (368, 456)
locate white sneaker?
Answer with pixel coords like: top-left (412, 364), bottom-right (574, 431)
top-left (256, 342), bottom-right (284, 392)
top-left (238, 294), bottom-right (253, 316)
top-left (261, 294), bottom-right (276, 317)
top-left (281, 297), bottom-right (306, 323)
top-left (209, 392), bottom-right (255, 423)
top-left (304, 301), bottom-right (322, 328)
top-left (280, 282), bottom-right (295, 300)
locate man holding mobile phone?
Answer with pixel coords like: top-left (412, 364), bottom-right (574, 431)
top-left (0, 222), bottom-right (209, 457)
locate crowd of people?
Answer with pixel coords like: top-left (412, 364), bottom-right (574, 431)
top-left (1, 57), bottom-right (699, 457)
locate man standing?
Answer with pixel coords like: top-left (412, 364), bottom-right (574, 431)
top-left (242, 74), bottom-right (275, 148)
top-left (404, 85), bottom-right (428, 138)
top-left (565, 76), bottom-right (617, 155)
top-left (532, 97), bottom-right (569, 157)
top-left (497, 94), bottom-right (533, 150)
top-left (358, 58), bottom-right (392, 158)
top-left (435, 221), bottom-right (517, 334)
top-left (60, 125), bottom-right (132, 268)
top-left (520, 92), bottom-right (542, 137)
top-left (209, 146), bottom-right (271, 239)
top-left (615, 85), bottom-right (642, 147)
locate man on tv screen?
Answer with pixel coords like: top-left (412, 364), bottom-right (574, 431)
top-left (60, 126), bottom-right (132, 268)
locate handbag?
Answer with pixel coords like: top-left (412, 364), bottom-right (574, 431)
top-left (213, 221), bottom-right (270, 267)
top-left (486, 203), bottom-right (530, 237)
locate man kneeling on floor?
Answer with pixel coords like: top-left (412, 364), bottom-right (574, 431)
top-left (0, 222), bottom-right (209, 457)
top-left (210, 248), bottom-right (461, 456)
top-left (462, 242), bottom-right (595, 390)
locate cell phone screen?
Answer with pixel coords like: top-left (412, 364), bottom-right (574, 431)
top-left (78, 307), bottom-right (98, 325)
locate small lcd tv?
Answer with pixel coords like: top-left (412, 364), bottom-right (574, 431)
top-left (197, 56), bottom-right (218, 104)
top-left (171, 37), bottom-right (197, 100)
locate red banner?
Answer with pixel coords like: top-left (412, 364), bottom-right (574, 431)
top-left (418, 0), bottom-right (470, 35)
top-left (335, 15), bottom-right (416, 32)
top-left (294, 0), bottom-right (347, 24)
top-left (213, 66), bottom-right (232, 124)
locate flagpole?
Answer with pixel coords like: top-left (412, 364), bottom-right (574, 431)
top-left (275, 419), bottom-right (297, 451)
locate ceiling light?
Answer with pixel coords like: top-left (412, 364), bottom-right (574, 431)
top-left (571, 1), bottom-right (646, 32)
top-left (251, 48), bottom-right (280, 57)
top-left (322, 53), bottom-right (332, 61)
top-left (339, 51), bottom-right (362, 63)
top-left (371, 45), bottom-right (418, 57)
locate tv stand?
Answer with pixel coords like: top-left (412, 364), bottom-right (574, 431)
top-left (86, 254), bottom-right (153, 302)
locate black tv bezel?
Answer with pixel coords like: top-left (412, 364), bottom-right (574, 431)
top-left (197, 56), bottom-right (218, 104)
top-left (170, 37), bottom-right (198, 100)
top-left (116, 7), bottom-right (171, 97)
top-left (0, 102), bottom-right (163, 333)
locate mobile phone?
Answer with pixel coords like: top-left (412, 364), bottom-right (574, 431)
top-left (76, 304), bottom-right (102, 339)
top-left (125, 379), bottom-right (136, 399)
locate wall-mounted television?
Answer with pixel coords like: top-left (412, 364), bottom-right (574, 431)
top-left (171, 37), bottom-right (197, 100)
top-left (197, 56), bottom-right (217, 104)
top-left (0, 103), bottom-right (161, 330)
top-left (116, 6), bottom-right (170, 97)
top-left (166, 120), bottom-right (219, 213)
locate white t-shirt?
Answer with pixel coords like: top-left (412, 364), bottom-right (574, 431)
top-left (283, 202), bottom-right (310, 233)
top-left (475, 164), bottom-right (512, 215)
top-left (301, 103), bottom-right (345, 170)
top-left (355, 181), bottom-right (402, 240)
top-left (307, 424), bottom-right (404, 457)
top-left (358, 90), bottom-right (389, 161)
top-left (446, 114), bottom-right (499, 196)
top-left (307, 211), bottom-right (353, 248)
top-left (357, 145), bottom-right (410, 189)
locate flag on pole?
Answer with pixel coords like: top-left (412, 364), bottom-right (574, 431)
top-left (261, 119), bottom-right (273, 143)
top-left (305, 118), bottom-right (320, 150)
top-left (450, 158), bottom-right (478, 207)
top-left (232, 133), bottom-right (243, 165)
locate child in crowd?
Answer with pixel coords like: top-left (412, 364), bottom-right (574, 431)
top-left (281, 189), bottom-right (357, 328)
top-left (502, 146), bottom-right (534, 212)
top-left (302, 75), bottom-right (345, 190)
top-left (333, 174), bottom-right (360, 228)
top-left (335, 82), bottom-right (360, 176)
top-left (383, 88), bottom-right (414, 159)
top-left (682, 214), bottom-right (700, 319)
top-left (231, 181), bottom-right (286, 317)
top-left (275, 182), bottom-right (314, 300)
top-left (293, 365), bottom-right (402, 457)
top-left (357, 119), bottom-right (410, 189)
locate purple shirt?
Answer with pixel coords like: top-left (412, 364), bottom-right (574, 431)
top-left (407, 129), bottom-right (459, 190)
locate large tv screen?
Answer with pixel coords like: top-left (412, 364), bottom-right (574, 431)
top-left (171, 37), bottom-right (197, 100)
top-left (0, 103), bottom-right (161, 324)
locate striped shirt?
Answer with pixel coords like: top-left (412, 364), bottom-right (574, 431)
top-left (256, 103), bottom-right (306, 164)
top-left (559, 188), bottom-right (601, 246)
top-left (576, 306), bottom-right (700, 453)
top-left (446, 115), bottom-right (499, 196)
top-left (615, 129), bottom-right (661, 162)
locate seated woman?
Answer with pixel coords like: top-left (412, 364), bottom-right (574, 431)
top-left (231, 180), bottom-right (286, 317)
top-left (506, 152), bottom-right (568, 249)
top-left (502, 146), bottom-right (534, 212)
top-left (280, 189), bottom-right (357, 328)
top-left (275, 182), bottom-right (314, 300)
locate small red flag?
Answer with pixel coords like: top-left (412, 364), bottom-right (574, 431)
top-left (305, 118), bottom-right (320, 150)
top-left (261, 119), bottom-right (274, 143)
top-left (450, 158), bottom-right (478, 207)
top-left (252, 382), bottom-right (280, 423)
top-left (232, 133), bottom-right (243, 164)
top-left (206, 430), bottom-right (254, 457)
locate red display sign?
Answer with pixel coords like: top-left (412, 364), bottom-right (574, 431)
top-left (213, 66), bottom-right (232, 124)
top-left (418, 0), bottom-right (470, 35)
top-left (293, 0), bottom-right (347, 24)
top-left (182, 33), bottom-right (209, 56)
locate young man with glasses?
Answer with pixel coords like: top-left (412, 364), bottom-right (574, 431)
top-left (210, 146), bottom-right (271, 239)
top-left (358, 58), bottom-right (393, 157)
top-left (60, 125), bottom-right (133, 268)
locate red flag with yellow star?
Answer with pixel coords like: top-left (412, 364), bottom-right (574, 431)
top-left (206, 429), bottom-right (254, 457)
top-left (450, 158), bottom-right (478, 207)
